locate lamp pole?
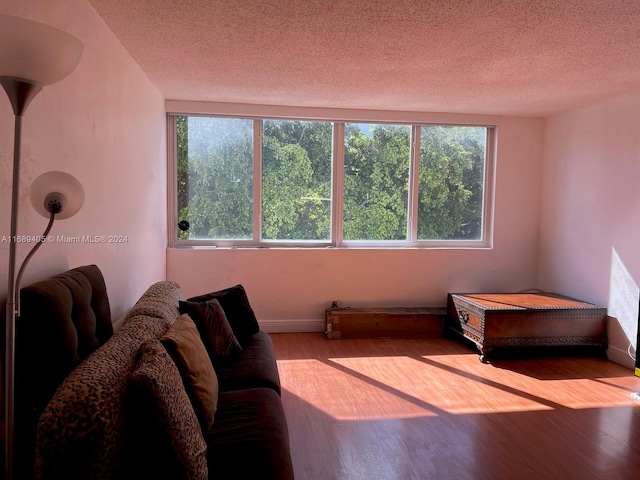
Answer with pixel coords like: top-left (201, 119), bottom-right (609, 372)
top-left (1, 15), bottom-right (84, 480)
top-left (2, 76), bottom-right (43, 480)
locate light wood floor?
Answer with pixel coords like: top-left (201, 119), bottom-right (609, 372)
top-left (271, 333), bottom-right (640, 480)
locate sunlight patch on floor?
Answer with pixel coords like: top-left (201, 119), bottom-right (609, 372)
top-left (330, 355), bottom-right (552, 415)
top-left (278, 358), bottom-right (441, 420)
top-left (278, 349), bottom-right (640, 421)
top-left (426, 354), bottom-right (640, 410)
top-left (278, 355), bottom-right (554, 420)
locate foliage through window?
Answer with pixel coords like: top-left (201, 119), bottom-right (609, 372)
top-left (177, 116), bottom-right (253, 240)
top-left (262, 120), bottom-right (333, 241)
top-left (174, 115), bottom-right (492, 247)
top-left (344, 124), bottom-right (411, 241)
top-left (418, 126), bottom-right (486, 240)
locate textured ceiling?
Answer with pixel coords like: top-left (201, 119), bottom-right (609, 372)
top-left (88, 0), bottom-right (640, 117)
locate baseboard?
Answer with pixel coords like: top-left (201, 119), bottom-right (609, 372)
top-left (606, 344), bottom-right (635, 369)
top-left (259, 318), bottom-right (326, 334)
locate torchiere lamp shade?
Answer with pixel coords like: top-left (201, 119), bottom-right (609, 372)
top-left (0, 14), bottom-right (83, 85)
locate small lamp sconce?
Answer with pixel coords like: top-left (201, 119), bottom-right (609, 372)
top-left (14, 172), bottom-right (85, 314)
top-left (30, 171), bottom-right (85, 219)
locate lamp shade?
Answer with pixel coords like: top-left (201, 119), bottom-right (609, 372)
top-left (30, 171), bottom-right (84, 220)
top-left (0, 14), bottom-right (83, 85)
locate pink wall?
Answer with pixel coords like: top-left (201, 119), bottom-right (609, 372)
top-left (539, 93), bottom-right (640, 367)
top-left (168, 117), bottom-right (545, 328)
top-left (0, 0), bottom-right (167, 318)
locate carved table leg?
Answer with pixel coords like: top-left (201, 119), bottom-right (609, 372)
top-left (478, 346), bottom-right (491, 363)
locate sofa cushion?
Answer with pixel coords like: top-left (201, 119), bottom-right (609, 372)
top-left (178, 299), bottom-right (242, 357)
top-left (129, 339), bottom-right (208, 480)
top-left (206, 388), bottom-right (294, 480)
top-left (16, 264), bottom-right (113, 480)
top-left (17, 264), bottom-right (113, 413)
top-left (213, 331), bottom-right (281, 395)
top-left (35, 281), bottom-right (183, 480)
top-left (123, 280), bottom-right (185, 324)
top-left (185, 284), bottom-right (260, 343)
top-left (161, 314), bottom-right (219, 430)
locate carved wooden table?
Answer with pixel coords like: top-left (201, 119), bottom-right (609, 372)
top-left (446, 292), bottom-right (607, 362)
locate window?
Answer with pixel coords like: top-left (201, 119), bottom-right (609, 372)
top-left (171, 114), bottom-right (493, 248)
top-left (262, 120), bottom-right (333, 241)
top-left (344, 123), bottom-right (411, 241)
top-left (418, 126), bottom-right (486, 241)
top-left (176, 116), bottom-right (253, 240)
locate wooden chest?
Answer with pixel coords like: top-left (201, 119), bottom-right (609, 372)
top-left (447, 292), bottom-right (607, 362)
top-left (326, 307), bottom-right (446, 339)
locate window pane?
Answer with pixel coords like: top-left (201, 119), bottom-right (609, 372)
top-left (177, 116), bottom-right (253, 240)
top-left (418, 126), bottom-right (486, 240)
top-left (343, 123), bottom-right (411, 240)
top-left (262, 120), bottom-right (333, 241)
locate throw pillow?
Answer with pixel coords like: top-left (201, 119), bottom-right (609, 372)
top-left (179, 298), bottom-right (242, 357)
top-left (185, 284), bottom-right (260, 341)
top-left (129, 339), bottom-right (208, 480)
top-left (161, 314), bottom-right (219, 431)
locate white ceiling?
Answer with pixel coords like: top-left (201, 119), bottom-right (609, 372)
top-left (88, 0), bottom-right (640, 117)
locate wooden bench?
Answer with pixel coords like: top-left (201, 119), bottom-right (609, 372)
top-left (325, 307), bottom-right (447, 339)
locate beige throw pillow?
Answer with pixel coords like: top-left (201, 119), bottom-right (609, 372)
top-left (161, 313), bottom-right (219, 431)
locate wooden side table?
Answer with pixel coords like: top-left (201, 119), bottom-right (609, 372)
top-left (447, 292), bottom-right (608, 362)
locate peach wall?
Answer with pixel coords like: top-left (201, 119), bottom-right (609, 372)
top-left (0, 0), bottom-right (167, 318)
top-left (168, 117), bottom-right (545, 327)
top-left (539, 93), bottom-right (640, 367)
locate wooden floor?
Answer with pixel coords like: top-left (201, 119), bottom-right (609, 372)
top-left (271, 333), bottom-right (640, 480)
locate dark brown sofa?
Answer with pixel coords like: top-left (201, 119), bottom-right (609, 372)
top-left (15, 265), bottom-right (294, 480)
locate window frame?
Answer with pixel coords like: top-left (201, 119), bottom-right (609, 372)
top-left (167, 109), bottom-right (495, 249)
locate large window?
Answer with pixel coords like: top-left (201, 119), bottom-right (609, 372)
top-left (172, 114), bottom-right (493, 248)
top-left (418, 126), bottom-right (486, 241)
top-left (177, 116), bottom-right (253, 240)
top-left (262, 120), bottom-right (333, 241)
top-left (344, 124), bottom-right (411, 241)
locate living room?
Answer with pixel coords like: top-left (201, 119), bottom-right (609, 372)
top-left (1, 1), bottom-right (639, 478)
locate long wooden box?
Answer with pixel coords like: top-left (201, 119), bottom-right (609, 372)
top-left (326, 307), bottom-right (446, 339)
top-left (447, 292), bottom-right (607, 362)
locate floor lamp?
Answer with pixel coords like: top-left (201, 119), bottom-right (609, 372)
top-left (0, 14), bottom-right (83, 480)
